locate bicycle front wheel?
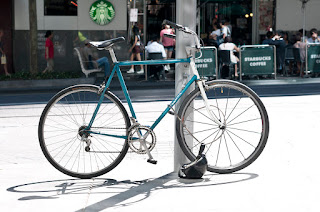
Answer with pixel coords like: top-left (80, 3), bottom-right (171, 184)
top-left (38, 85), bottom-right (130, 179)
top-left (176, 80), bottom-right (269, 174)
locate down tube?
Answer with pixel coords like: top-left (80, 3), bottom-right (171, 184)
top-left (150, 75), bottom-right (198, 130)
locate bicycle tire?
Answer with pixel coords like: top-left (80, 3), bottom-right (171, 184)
top-left (176, 80), bottom-right (269, 174)
top-left (38, 85), bottom-right (130, 179)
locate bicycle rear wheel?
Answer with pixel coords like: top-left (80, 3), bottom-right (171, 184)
top-left (38, 85), bottom-right (130, 179)
top-left (176, 80), bottom-right (269, 174)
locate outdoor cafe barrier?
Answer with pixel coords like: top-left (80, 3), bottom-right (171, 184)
top-left (306, 43), bottom-right (320, 75)
top-left (195, 46), bottom-right (218, 79)
top-left (239, 45), bottom-right (276, 81)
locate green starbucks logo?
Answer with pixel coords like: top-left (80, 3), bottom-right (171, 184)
top-left (89, 0), bottom-right (115, 25)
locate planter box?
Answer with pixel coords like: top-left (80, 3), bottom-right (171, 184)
top-left (0, 77), bottom-right (95, 91)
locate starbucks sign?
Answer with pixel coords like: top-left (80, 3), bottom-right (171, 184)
top-left (89, 0), bottom-right (115, 25)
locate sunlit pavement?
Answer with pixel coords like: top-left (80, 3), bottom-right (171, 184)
top-left (1, 94), bottom-right (320, 211)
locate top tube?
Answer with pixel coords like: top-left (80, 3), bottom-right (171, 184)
top-left (117, 57), bottom-right (191, 66)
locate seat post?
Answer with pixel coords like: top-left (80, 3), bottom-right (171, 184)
top-left (108, 48), bottom-right (118, 63)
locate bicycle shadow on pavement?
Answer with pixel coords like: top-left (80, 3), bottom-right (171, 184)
top-left (7, 172), bottom-right (258, 210)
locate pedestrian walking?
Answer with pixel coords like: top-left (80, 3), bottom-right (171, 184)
top-left (160, 24), bottom-right (175, 71)
top-left (0, 29), bottom-right (11, 76)
top-left (43, 30), bottom-right (54, 73)
top-left (127, 26), bottom-right (144, 74)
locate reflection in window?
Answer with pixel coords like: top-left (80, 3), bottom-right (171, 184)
top-left (44, 0), bottom-right (78, 16)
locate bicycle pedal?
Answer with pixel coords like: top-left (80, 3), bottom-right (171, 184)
top-left (147, 159), bottom-right (157, 164)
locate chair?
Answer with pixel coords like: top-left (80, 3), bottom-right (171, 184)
top-left (276, 44), bottom-right (286, 75)
top-left (147, 52), bottom-right (165, 80)
top-left (293, 48), bottom-right (304, 76)
top-left (284, 46), bottom-right (294, 76)
top-left (218, 50), bottom-right (233, 79)
top-left (74, 47), bottom-right (101, 78)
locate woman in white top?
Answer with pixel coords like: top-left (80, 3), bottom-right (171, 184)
top-left (218, 36), bottom-right (240, 78)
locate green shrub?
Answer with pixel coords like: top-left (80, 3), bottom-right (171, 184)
top-left (0, 71), bottom-right (82, 81)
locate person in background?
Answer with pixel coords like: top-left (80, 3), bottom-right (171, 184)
top-left (160, 24), bottom-right (175, 71)
top-left (43, 30), bottom-right (54, 73)
top-left (127, 26), bottom-right (144, 74)
top-left (307, 28), bottom-right (320, 44)
top-left (225, 17), bottom-right (232, 35)
top-left (83, 40), bottom-right (110, 77)
top-left (219, 36), bottom-right (240, 79)
top-left (293, 34), bottom-right (306, 77)
top-left (207, 17), bottom-right (218, 46)
top-left (208, 23), bottom-right (221, 48)
top-left (146, 34), bottom-right (167, 80)
top-left (282, 31), bottom-right (292, 46)
top-left (262, 31), bottom-right (286, 74)
top-left (0, 29), bottom-right (10, 76)
top-left (298, 29), bottom-right (307, 43)
top-left (220, 20), bottom-right (231, 40)
top-left (146, 35), bottom-right (166, 58)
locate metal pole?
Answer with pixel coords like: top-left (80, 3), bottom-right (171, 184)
top-left (143, 0), bottom-right (148, 80)
top-left (174, 0), bottom-right (197, 172)
top-left (301, 0), bottom-right (309, 75)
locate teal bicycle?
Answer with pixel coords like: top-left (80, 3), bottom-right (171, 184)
top-left (38, 20), bottom-right (269, 179)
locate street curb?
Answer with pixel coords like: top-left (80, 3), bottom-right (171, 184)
top-left (1, 77), bottom-right (320, 93)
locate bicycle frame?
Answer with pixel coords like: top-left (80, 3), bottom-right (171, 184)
top-left (86, 56), bottom-right (199, 138)
top-left (86, 43), bottom-right (224, 139)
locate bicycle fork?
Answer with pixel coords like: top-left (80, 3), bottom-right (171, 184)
top-left (190, 59), bottom-right (225, 128)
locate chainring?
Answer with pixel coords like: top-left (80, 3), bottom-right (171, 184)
top-left (127, 125), bottom-right (156, 154)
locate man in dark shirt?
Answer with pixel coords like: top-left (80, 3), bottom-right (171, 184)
top-left (262, 31), bottom-right (286, 73)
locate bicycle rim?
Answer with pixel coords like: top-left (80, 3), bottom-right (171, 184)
top-left (38, 85), bottom-right (130, 179)
top-left (176, 80), bottom-right (269, 173)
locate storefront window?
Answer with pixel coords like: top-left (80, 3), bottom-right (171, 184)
top-left (200, 0), bottom-right (253, 45)
top-left (44, 0), bottom-right (78, 16)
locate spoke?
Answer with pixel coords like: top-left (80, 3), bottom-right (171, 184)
top-left (227, 126), bottom-right (261, 135)
top-left (44, 131), bottom-right (76, 140)
top-left (228, 117), bottom-right (261, 127)
top-left (215, 135), bottom-right (223, 166)
top-left (225, 96), bottom-right (242, 122)
top-left (94, 104), bottom-right (118, 124)
top-left (224, 87), bottom-right (231, 118)
top-left (60, 96), bottom-right (82, 127)
top-left (190, 105), bottom-right (219, 124)
top-left (70, 93), bottom-right (86, 125)
top-left (184, 118), bottom-right (218, 127)
top-left (50, 136), bottom-right (78, 154)
top-left (225, 129), bottom-right (256, 148)
top-left (227, 104), bottom-right (255, 125)
top-left (46, 116), bottom-right (78, 131)
top-left (223, 133), bottom-right (232, 166)
top-left (213, 88), bottom-right (222, 121)
top-left (225, 130), bottom-right (245, 159)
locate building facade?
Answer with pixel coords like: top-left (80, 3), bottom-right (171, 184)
top-left (0, 0), bottom-right (319, 76)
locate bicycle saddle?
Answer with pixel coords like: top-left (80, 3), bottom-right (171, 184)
top-left (90, 37), bottom-right (125, 49)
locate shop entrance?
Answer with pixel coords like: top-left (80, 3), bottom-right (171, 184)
top-left (144, 0), bottom-right (253, 45)
top-left (199, 0), bottom-right (253, 46)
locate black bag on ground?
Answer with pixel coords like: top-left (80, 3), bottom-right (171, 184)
top-left (178, 144), bottom-right (208, 179)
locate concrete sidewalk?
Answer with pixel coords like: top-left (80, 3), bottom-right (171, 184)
top-left (1, 97), bottom-right (320, 211)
